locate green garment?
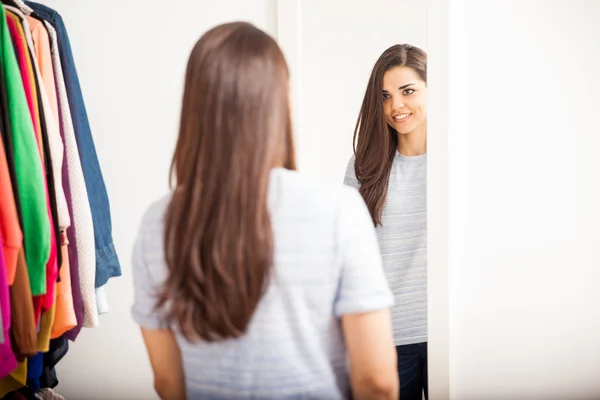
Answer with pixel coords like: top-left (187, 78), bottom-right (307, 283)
top-left (0, 6), bottom-right (50, 295)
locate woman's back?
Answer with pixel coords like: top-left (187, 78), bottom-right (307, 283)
top-left (132, 22), bottom-right (397, 400)
top-left (132, 168), bottom-right (394, 399)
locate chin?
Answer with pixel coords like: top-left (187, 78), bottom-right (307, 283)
top-left (396, 126), bottom-right (414, 135)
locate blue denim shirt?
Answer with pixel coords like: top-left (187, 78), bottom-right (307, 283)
top-left (26, 1), bottom-right (121, 288)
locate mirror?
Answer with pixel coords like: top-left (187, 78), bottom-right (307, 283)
top-left (281, 1), bottom-right (429, 399)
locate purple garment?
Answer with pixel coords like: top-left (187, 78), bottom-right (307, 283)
top-left (55, 80), bottom-right (84, 342)
top-left (0, 232), bottom-right (18, 378)
top-left (40, 17), bottom-right (84, 340)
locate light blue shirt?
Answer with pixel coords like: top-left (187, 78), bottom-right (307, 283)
top-left (131, 168), bottom-right (394, 399)
top-left (345, 152), bottom-right (427, 346)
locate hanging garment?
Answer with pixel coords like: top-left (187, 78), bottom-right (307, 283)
top-left (20, 12), bottom-right (69, 232)
top-left (42, 21), bottom-right (97, 328)
top-left (38, 337), bottom-right (67, 390)
top-left (40, 21), bottom-right (83, 338)
top-left (9, 8), bottom-right (67, 273)
top-left (25, 1), bottom-right (121, 289)
top-left (0, 5), bottom-right (50, 299)
top-left (0, 234), bottom-right (17, 379)
top-left (9, 8), bottom-right (64, 265)
top-left (21, 18), bottom-right (75, 336)
top-left (5, 14), bottom-right (56, 331)
top-left (8, 249), bottom-right (36, 361)
top-left (0, 360), bottom-right (27, 398)
top-left (26, 352), bottom-right (42, 392)
top-left (0, 107), bottom-right (22, 285)
top-left (34, 388), bottom-right (64, 400)
top-left (5, 11), bottom-right (64, 352)
top-left (0, 22), bottom-right (24, 292)
top-left (0, 4), bottom-right (45, 393)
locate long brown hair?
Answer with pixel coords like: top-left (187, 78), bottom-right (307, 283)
top-left (353, 44), bottom-right (427, 226)
top-left (158, 22), bottom-right (296, 342)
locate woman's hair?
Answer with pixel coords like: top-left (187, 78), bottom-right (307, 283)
top-left (352, 44), bottom-right (427, 226)
top-left (158, 22), bottom-right (296, 342)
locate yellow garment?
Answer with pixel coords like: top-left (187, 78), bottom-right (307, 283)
top-left (38, 289), bottom-right (57, 352)
top-left (0, 360), bottom-right (27, 398)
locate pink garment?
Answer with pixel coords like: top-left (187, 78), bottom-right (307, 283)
top-left (0, 231), bottom-right (18, 378)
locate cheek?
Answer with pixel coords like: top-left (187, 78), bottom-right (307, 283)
top-left (415, 95), bottom-right (427, 117)
top-left (383, 103), bottom-right (393, 121)
top-left (417, 105), bottom-right (427, 121)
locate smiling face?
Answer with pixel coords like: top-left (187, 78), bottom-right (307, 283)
top-left (382, 66), bottom-right (427, 136)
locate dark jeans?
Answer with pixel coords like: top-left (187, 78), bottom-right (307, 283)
top-left (396, 342), bottom-right (428, 400)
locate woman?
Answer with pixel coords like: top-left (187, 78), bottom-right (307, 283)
top-left (344, 44), bottom-right (428, 400)
top-left (131, 22), bottom-right (398, 400)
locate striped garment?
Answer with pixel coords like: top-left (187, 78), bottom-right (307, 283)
top-left (131, 167), bottom-right (394, 399)
top-left (344, 152), bottom-right (427, 346)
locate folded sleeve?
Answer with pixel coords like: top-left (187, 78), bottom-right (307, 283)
top-left (334, 186), bottom-right (394, 316)
top-left (343, 154), bottom-right (360, 190)
top-left (130, 221), bottom-right (164, 330)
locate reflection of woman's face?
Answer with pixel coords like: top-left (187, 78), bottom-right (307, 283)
top-left (382, 66), bottom-right (427, 136)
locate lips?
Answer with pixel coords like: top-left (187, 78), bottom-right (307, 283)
top-left (393, 113), bottom-right (412, 122)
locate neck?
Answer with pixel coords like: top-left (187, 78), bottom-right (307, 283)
top-left (397, 124), bottom-right (427, 156)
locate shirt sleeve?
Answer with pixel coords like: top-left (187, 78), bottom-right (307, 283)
top-left (130, 219), bottom-right (165, 330)
top-left (333, 187), bottom-right (394, 316)
top-left (343, 154), bottom-right (360, 190)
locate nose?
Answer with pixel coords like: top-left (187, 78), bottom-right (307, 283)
top-left (392, 97), bottom-right (405, 110)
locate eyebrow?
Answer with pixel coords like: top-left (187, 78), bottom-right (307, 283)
top-left (382, 83), bottom-right (416, 93)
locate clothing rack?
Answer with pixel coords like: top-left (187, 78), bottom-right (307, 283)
top-left (0, 2), bottom-right (121, 398)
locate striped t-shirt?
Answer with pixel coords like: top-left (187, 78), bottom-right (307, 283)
top-left (344, 152), bottom-right (427, 346)
top-left (131, 167), bottom-right (394, 399)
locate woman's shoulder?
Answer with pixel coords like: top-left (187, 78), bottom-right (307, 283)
top-left (271, 166), bottom-right (357, 196)
top-left (270, 167), bottom-right (363, 218)
top-left (141, 193), bottom-right (172, 225)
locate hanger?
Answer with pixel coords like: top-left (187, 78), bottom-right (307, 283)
top-left (1, 0), bottom-right (32, 15)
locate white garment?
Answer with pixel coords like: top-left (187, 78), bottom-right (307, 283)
top-left (11, 0), bottom-right (32, 15)
top-left (6, 6), bottom-right (70, 230)
top-left (45, 21), bottom-right (99, 327)
top-left (96, 286), bottom-right (109, 315)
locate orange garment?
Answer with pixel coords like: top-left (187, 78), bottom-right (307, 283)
top-left (0, 128), bottom-right (22, 284)
top-left (51, 242), bottom-right (76, 338)
top-left (26, 16), bottom-right (76, 336)
top-left (26, 16), bottom-right (59, 131)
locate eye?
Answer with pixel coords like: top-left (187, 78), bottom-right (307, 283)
top-left (403, 88), bottom-right (415, 95)
top-left (382, 93), bottom-right (391, 100)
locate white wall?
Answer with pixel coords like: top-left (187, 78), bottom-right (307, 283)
top-left (37, 1), bottom-right (276, 398)
top-left (431, 1), bottom-right (600, 398)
